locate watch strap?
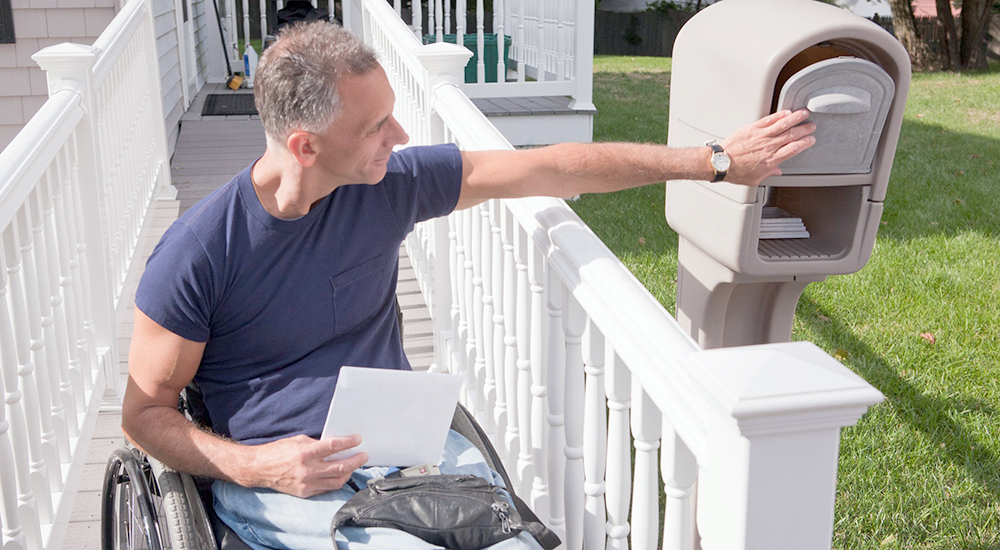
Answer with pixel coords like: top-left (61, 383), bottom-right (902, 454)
top-left (708, 143), bottom-right (727, 182)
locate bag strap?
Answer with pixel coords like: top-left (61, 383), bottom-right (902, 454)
top-left (508, 492), bottom-right (561, 550)
top-left (454, 405), bottom-right (560, 550)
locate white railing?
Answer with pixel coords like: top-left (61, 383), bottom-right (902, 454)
top-left (346, 0), bottom-right (595, 106)
top-left (0, 0), bottom-right (171, 546)
top-left (361, 0), bottom-right (884, 548)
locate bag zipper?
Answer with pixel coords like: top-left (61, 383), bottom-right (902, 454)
top-left (491, 501), bottom-right (512, 534)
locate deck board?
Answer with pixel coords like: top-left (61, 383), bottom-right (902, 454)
top-left (67, 83), bottom-right (434, 549)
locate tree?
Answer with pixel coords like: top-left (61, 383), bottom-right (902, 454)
top-left (887, 0), bottom-right (939, 70)
top-left (913, 0), bottom-right (996, 71)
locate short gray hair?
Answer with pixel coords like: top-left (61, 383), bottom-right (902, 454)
top-left (254, 21), bottom-right (380, 143)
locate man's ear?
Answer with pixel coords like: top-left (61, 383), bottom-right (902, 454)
top-left (286, 131), bottom-right (319, 167)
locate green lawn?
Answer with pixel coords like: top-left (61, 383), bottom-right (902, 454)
top-left (573, 55), bottom-right (1000, 549)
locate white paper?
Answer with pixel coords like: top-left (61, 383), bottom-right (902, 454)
top-left (320, 367), bottom-right (464, 467)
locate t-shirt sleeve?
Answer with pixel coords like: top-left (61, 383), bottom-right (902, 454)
top-left (133, 224), bottom-right (215, 343)
top-left (380, 143), bottom-right (462, 230)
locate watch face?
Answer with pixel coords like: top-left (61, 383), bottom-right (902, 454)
top-left (712, 152), bottom-right (731, 172)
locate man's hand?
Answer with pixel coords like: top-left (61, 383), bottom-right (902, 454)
top-left (247, 434), bottom-right (369, 498)
top-left (721, 108), bottom-right (817, 187)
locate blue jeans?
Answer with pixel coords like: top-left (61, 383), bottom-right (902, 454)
top-left (213, 430), bottom-right (544, 550)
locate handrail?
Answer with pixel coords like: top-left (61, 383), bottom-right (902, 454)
top-left (90, 0), bottom-right (147, 86)
top-left (0, 91), bottom-right (84, 231)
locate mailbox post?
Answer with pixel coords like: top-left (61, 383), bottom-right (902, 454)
top-left (666, 0), bottom-right (911, 349)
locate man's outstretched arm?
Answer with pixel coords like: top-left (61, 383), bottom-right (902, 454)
top-left (456, 109), bottom-right (817, 210)
top-left (122, 309), bottom-right (369, 498)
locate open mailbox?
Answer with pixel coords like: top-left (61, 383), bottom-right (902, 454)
top-left (665, 0), bottom-right (911, 348)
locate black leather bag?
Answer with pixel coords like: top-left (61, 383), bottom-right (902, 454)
top-left (331, 474), bottom-right (560, 550)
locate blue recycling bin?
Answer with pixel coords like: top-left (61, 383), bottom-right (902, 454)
top-left (423, 33), bottom-right (512, 83)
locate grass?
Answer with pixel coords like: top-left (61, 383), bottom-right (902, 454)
top-left (573, 55), bottom-right (1000, 549)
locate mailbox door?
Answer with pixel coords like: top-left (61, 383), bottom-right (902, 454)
top-left (777, 57), bottom-right (894, 175)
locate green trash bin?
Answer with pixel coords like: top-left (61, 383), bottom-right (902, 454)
top-left (423, 33), bottom-right (512, 83)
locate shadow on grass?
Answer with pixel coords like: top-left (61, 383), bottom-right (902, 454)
top-left (799, 294), bottom-right (1000, 501)
top-left (878, 118), bottom-right (1000, 242)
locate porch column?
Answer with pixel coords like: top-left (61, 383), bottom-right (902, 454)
top-left (32, 44), bottom-right (119, 400)
top-left (415, 42), bottom-right (472, 372)
top-left (691, 341), bottom-right (884, 550)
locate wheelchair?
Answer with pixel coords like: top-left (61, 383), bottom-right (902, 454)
top-left (100, 385), bottom-right (514, 550)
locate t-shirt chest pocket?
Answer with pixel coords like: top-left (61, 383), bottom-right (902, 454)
top-left (330, 254), bottom-right (393, 334)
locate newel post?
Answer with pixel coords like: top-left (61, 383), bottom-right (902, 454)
top-left (414, 42), bottom-right (472, 371)
top-left (32, 44), bottom-right (119, 400)
top-left (690, 341), bottom-right (884, 550)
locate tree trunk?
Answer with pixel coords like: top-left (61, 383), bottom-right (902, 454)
top-left (887, 0), bottom-right (938, 71)
top-left (935, 0), bottom-right (960, 70)
top-left (959, 0), bottom-right (993, 69)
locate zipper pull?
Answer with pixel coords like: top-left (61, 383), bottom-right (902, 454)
top-left (492, 502), bottom-right (512, 533)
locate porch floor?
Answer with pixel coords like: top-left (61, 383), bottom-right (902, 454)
top-left (59, 83), bottom-right (434, 549)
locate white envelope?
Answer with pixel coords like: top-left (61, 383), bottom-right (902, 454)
top-left (320, 367), bottom-right (464, 467)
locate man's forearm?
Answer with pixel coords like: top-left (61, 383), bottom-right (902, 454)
top-left (123, 401), bottom-right (254, 485)
top-left (532, 142), bottom-right (713, 196)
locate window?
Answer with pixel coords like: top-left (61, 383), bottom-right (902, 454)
top-left (0, 0), bottom-right (13, 44)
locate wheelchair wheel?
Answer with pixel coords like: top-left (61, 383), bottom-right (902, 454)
top-left (102, 447), bottom-right (218, 550)
top-left (102, 448), bottom-right (163, 550)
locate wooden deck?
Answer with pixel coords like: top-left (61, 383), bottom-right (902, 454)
top-left (59, 83), bottom-right (434, 549)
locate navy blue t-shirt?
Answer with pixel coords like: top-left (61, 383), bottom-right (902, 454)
top-left (135, 144), bottom-right (462, 445)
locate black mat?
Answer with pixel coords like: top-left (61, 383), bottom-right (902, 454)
top-left (201, 94), bottom-right (258, 116)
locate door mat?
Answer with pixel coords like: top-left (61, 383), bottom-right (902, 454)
top-left (201, 94), bottom-right (258, 116)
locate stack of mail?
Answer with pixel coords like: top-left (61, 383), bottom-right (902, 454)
top-left (759, 207), bottom-right (810, 240)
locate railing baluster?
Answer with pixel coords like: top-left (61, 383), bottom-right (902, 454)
top-left (562, 297), bottom-right (585, 550)
top-left (66, 134), bottom-right (96, 397)
top-left (516, 0), bottom-right (525, 81)
top-left (489, 201), bottom-right (506, 445)
top-left (544, 268), bottom-right (567, 541)
top-left (479, 203), bottom-right (496, 432)
top-left (535, 0), bottom-right (544, 81)
top-left (448, 214), bottom-right (462, 375)
top-left (495, 0), bottom-right (505, 83)
top-left (527, 243), bottom-right (549, 520)
top-left (500, 205), bottom-right (519, 469)
top-left (662, 422), bottom-right (697, 550)
top-left (605, 348), bottom-right (631, 550)
top-left (3, 223), bottom-right (55, 524)
top-left (475, 0), bottom-right (485, 83)
top-left (469, 207), bottom-right (486, 422)
top-left (631, 383), bottom-right (662, 549)
top-left (582, 319), bottom-right (607, 550)
top-left (513, 223), bottom-right (533, 498)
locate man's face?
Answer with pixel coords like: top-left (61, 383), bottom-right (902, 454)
top-left (315, 66), bottom-right (409, 186)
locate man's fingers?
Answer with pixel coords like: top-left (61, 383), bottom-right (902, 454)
top-left (314, 434), bottom-right (362, 457)
top-left (764, 109), bottom-right (811, 134)
top-left (773, 135), bottom-right (816, 164)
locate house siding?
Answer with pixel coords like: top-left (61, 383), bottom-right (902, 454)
top-left (151, 0), bottom-right (182, 154)
top-left (0, 0), bottom-right (115, 151)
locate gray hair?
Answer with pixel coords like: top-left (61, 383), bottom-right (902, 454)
top-left (254, 21), bottom-right (380, 143)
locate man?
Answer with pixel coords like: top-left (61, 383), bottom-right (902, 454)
top-left (122, 21), bottom-right (815, 550)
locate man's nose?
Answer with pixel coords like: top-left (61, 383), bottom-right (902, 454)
top-left (388, 115), bottom-right (409, 147)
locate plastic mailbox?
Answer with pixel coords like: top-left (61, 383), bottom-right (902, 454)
top-left (665, 0), bottom-right (911, 348)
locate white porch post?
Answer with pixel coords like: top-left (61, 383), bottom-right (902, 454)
top-left (415, 42), bottom-right (472, 372)
top-left (570, 0), bottom-right (595, 114)
top-left (691, 341), bottom-right (884, 550)
top-left (32, 44), bottom-right (119, 400)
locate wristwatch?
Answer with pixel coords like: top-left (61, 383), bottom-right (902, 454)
top-left (706, 140), bottom-right (730, 182)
